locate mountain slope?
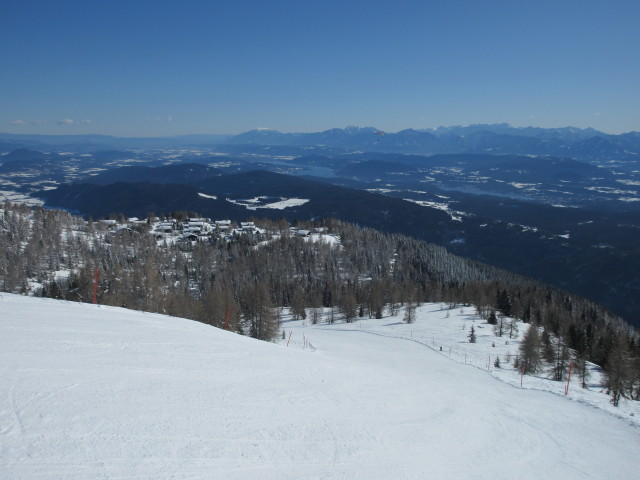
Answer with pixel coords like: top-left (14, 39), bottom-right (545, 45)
top-left (84, 163), bottom-right (223, 185)
top-left (35, 168), bottom-right (640, 326)
top-left (38, 170), bottom-right (452, 242)
top-left (39, 181), bottom-right (251, 219)
top-left (1, 293), bottom-right (638, 479)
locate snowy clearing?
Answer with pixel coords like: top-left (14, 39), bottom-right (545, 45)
top-left (403, 198), bottom-right (465, 221)
top-left (1, 294), bottom-right (639, 479)
top-left (302, 233), bottom-right (341, 246)
top-left (0, 190), bottom-right (44, 206)
top-left (226, 197), bottom-right (310, 210)
top-left (197, 192), bottom-right (217, 200)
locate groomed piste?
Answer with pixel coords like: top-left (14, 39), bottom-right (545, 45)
top-left (1, 293), bottom-right (638, 479)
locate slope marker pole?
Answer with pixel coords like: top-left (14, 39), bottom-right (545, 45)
top-left (223, 307), bottom-right (231, 329)
top-left (565, 361), bottom-right (574, 395)
top-left (93, 268), bottom-right (99, 304)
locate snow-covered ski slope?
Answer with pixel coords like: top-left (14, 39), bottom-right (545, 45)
top-left (1, 293), bottom-right (638, 479)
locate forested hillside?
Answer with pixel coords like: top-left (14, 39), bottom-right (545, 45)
top-left (1, 202), bottom-right (638, 403)
top-left (35, 166), bottom-right (640, 326)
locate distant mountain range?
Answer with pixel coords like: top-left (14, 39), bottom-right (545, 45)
top-left (2, 124), bottom-right (640, 163)
top-left (223, 125), bottom-right (640, 164)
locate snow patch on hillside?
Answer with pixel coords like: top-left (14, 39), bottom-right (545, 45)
top-left (197, 192), bottom-right (217, 200)
top-left (404, 198), bottom-right (465, 221)
top-left (0, 189), bottom-right (44, 206)
top-left (226, 196), bottom-right (309, 210)
top-left (280, 304), bottom-right (640, 426)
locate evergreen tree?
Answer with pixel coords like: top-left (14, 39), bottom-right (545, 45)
top-left (496, 289), bottom-right (512, 316)
top-left (493, 315), bottom-right (505, 337)
top-left (242, 282), bottom-right (279, 341)
top-left (575, 350), bottom-right (591, 389)
top-left (468, 325), bottom-right (477, 343)
top-left (507, 319), bottom-right (519, 339)
top-left (551, 342), bottom-right (570, 381)
top-left (338, 285), bottom-right (358, 323)
top-left (404, 303), bottom-right (416, 324)
top-left (290, 287), bottom-right (307, 320)
top-left (520, 325), bottom-right (541, 374)
top-left (604, 335), bottom-right (631, 406)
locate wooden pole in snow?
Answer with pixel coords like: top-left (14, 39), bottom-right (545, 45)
top-left (93, 268), bottom-right (99, 304)
top-left (565, 361), bottom-right (574, 395)
top-left (223, 307), bottom-right (231, 330)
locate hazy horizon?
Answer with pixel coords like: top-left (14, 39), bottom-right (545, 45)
top-left (1, 122), bottom-right (635, 140)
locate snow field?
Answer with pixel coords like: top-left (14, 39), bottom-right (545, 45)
top-left (286, 304), bottom-right (640, 424)
top-left (1, 294), bottom-right (639, 479)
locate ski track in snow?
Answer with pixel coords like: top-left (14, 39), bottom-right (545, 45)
top-left (0, 293), bottom-right (639, 479)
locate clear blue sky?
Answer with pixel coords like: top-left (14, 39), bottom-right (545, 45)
top-left (2, 0), bottom-right (639, 136)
